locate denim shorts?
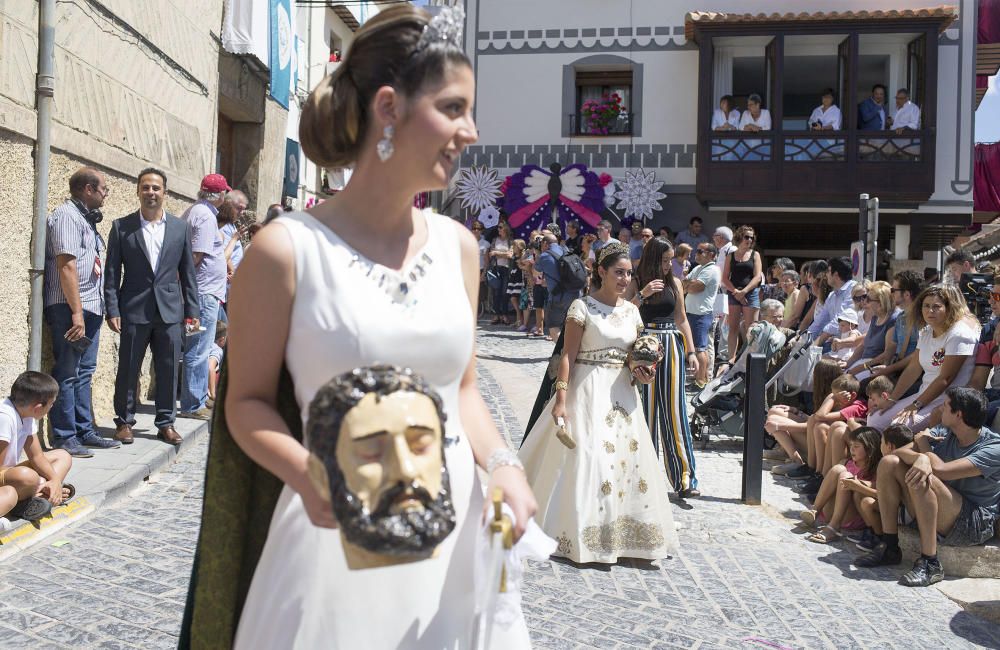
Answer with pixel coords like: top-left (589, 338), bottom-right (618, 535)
top-left (687, 313), bottom-right (713, 351)
top-left (728, 287), bottom-right (760, 309)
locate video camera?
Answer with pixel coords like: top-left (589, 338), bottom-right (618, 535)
top-left (959, 273), bottom-right (994, 323)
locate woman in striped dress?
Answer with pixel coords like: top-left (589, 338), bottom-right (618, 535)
top-left (627, 237), bottom-right (702, 499)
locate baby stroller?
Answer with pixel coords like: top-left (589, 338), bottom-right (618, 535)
top-left (689, 322), bottom-right (802, 449)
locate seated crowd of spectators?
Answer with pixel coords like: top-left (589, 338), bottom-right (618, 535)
top-left (759, 251), bottom-right (1000, 588)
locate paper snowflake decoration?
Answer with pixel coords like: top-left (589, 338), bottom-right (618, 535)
top-left (612, 169), bottom-right (666, 221)
top-left (455, 166), bottom-right (502, 213)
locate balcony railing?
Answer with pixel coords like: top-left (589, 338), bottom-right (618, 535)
top-left (568, 112), bottom-right (634, 136)
top-left (708, 132), bottom-right (923, 163)
top-left (699, 130), bottom-right (934, 205)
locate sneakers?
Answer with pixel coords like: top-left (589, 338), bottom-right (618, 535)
top-left (855, 541), bottom-right (903, 567)
top-left (847, 528), bottom-right (879, 551)
top-left (771, 462), bottom-right (802, 476)
top-left (786, 464), bottom-right (816, 479)
top-left (53, 437), bottom-right (94, 458)
top-left (179, 407), bottom-right (213, 421)
top-left (8, 497), bottom-right (52, 522)
top-left (900, 556), bottom-right (944, 587)
top-left (799, 475), bottom-right (824, 494)
top-left (79, 432), bottom-right (121, 449)
top-left (762, 448), bottom-right (787, 461)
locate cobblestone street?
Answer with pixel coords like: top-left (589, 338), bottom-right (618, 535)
top-left (0, 327), bottom-right (998, 649)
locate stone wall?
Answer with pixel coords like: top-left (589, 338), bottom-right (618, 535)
top-left (0, 132), bottom-right (193, 426)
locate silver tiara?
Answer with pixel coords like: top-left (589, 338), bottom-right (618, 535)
top-left (416, 6), bottom-right (465, 52)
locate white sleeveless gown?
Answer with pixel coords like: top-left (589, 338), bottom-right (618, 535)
top-left (233, 211), bottom-right (527, 649)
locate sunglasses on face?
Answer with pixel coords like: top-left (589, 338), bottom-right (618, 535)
top-left (853, 295), bottom-right (867, 303)
top-left (743, 235), bottom-right (755, 242)
top-left (992, 292), bottom-right (1000, 301)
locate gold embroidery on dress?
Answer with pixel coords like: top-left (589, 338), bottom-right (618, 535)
top-left (581, 516), bottom-right (665, 553)
top-left (556, 533), bottom-right (573, 557)
top-left (629, 439), bottom-right (639, 453)
top-left (600, 480), bottom-right (612, 496)
top-left (605, 402), bottom-right (632, 426)
top-left (603, 441), bottom-right (615, 454)
top-left (638, 479), bottom-right (648, 493)
top-left (578, 346), bottom-right (629, 368)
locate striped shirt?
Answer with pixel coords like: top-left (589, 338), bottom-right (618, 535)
top-left (43, 200), bottom-right (105, 315)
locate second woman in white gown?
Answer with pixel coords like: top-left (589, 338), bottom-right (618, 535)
top-left (519, 243), bottom-right (677, 564)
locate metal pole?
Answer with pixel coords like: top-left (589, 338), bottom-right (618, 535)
top-left (858, 193), bottom-right (869, 275)
top-left (742, 352), bottom-right (766, 505)
top-left (867, 197), bottom-right (879, 281)
top-left (28, 0), bottom-right (56, 372)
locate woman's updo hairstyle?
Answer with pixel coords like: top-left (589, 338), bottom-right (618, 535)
top-left (591, 242), bottom-right (632, 290)
top-left (300, 5), bottom-right (471, 168)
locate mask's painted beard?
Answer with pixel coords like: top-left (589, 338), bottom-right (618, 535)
top-left (331, 473), bottom-right (456, 557)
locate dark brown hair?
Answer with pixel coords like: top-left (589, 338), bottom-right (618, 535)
top-left (812, 359), bottom-right (842, 404)
top-left (300, 6), bottom-right (472, 168)
top-left (635, 237), bottom-right (676, 303)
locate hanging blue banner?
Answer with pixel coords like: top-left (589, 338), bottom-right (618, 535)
top-left (283, 138), bottom-right (300, 199)
top-left (269, 0), bottom-right (292, 108)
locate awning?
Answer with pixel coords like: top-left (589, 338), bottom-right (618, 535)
top-left (685, 6), bottom-right (958, 42)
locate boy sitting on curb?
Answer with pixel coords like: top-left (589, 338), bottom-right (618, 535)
top-left (0, 371), bottom-right (74, 530)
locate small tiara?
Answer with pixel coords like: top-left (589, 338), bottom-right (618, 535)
top-left (415, 6), bottom-right (465, 53)
top-left (597, 242), bottom-right (631, 266)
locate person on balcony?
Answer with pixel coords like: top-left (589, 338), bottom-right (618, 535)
top-left (739, 94), bottom-right (771, 160)
top-left (858, 84), bottom-right (888, 131)
top-left (712, 94), bottom-right (740, 131)
top-left (889, 88), bottom-right (920, 132)
top-left (808, 88), bottom-right (843, 131)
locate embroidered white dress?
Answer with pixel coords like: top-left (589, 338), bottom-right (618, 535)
top-left (518, 297), bottom-right (677, 564)
top-left (233, 211), bottom-right (529, 649)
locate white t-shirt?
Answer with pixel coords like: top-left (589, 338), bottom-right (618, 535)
top-left (808, 104), bottom-right (842, 130)
top-left (713, 242), bottom-right (736, 315)
top-left (478, 237), bottom-right (490, 270)
top-left (685, 263), bottom-right (721, 316)
top-left (917, 320), bottom-right (979, 394)
top-left (711, 108), bottom-right (741, 130)
top-left (0, 398), bottom-right (33, 467)
top-left (739, 108), bottom-right (771, 131)
top-left (491, 238), bottom-right (511, 268)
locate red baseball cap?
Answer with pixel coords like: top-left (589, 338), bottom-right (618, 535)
top-left (200, 173), bottom-right (231, 193)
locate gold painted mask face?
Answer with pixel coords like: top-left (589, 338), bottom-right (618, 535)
top-left (306, 366), bottom-right (456, 570)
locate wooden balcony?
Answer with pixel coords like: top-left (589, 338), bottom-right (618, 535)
top-left (699, 129), bottom-right (935, 206)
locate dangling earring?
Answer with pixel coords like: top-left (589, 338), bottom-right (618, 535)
top-left (377, 125), bottom-right (395, 162)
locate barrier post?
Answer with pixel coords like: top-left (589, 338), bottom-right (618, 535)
top-left (742, 353), bottom-right (766, 505)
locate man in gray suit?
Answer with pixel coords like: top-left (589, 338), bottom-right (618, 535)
top-left (103, 168), bottom-right (199, 445)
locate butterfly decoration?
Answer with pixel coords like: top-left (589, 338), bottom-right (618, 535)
top-left (502, 163), bottom-right (607, 239)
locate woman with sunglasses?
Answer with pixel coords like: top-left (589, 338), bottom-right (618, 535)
top-left (721, 225), bottom-right (762, 364)
top-left (843, 281), bottom-right (899, 379)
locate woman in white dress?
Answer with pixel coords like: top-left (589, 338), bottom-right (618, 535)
top-left (186, 7), bottom-right (537, 648)
top-left (519, 243), bottom-right (677, 564)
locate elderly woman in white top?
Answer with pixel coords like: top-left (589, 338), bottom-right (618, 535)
top-left (739, 93), bottom-right (771, 160)
top-left (711, 94), bottom-right (741, 161)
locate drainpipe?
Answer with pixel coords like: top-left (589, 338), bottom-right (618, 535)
top-left (28, 0), bottom-right (56, 372)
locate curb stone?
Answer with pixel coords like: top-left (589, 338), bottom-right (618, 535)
top-left (0, 419), bottom-right (210, 563)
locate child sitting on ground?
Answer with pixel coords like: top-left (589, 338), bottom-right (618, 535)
top-left (801, 426), bottom-right (882, 543)
top-left (843, 423), bottom-right (915, 551)
top-left (0, 371), bottom-right (74, 529)
top-left (768, 359), bottom-right (843, 474)
top-left (816, 375), bottom-right (896, 488)
top-left (208, 321), bottom-right (228, 406)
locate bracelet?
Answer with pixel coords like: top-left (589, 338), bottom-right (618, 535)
top-left (486, 448), bottom-right (524, 474)
top-left (554, 380), bottom-right (569, 391)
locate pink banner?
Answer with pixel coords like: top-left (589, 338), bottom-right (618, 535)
top-left (981, 0), bottom-right (1000, 44)
top-left (975, 142), bottom-right (1000, 212)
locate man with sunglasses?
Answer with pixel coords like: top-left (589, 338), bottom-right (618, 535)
top-left (683, 243), bottom-right (721, 386)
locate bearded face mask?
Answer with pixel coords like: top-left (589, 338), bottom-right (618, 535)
top-left (306, 366), bottom-right (456, 570)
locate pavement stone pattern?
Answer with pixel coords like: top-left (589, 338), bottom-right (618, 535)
top-left (0, 326), bottom-right (996, 649)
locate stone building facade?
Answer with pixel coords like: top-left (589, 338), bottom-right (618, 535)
top-left (0, 0), bottom-right (286, 425)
